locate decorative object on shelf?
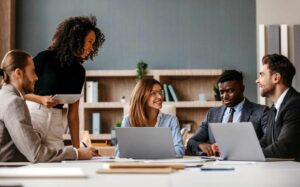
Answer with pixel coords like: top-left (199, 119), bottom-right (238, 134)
top-left (115, 120), bottom-right (122, 128)
top-left (180, 121), bottom-right (196, 133)
top-left (198, 93), bottom-right (206, 102)
top-left (120, 96), bottom-right (126, 104)
top-left (86, 81), bottom-right (98, 102)
top-left (213, 84), bottom-right (221, 101)
top-left (136, 60), bottom-right (148, 81)
top-left (111, 120), bottom-right (121, 146)
top-left (92, 113), bottom-right (101, 134)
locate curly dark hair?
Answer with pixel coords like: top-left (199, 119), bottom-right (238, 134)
top-left (48, 15), bottom-right (105, 67)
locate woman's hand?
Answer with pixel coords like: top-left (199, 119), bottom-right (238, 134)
top-left (39, 95), bottom-right (59, 108)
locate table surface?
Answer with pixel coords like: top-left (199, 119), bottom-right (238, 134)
top-left (0, 159), bottom-right (300, 187)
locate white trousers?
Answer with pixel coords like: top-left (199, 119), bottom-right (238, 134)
top-left (26, 101), bottom-right (65, 150)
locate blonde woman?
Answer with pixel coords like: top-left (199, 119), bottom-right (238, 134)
top-left (116, 78), bottom-right (184, 157)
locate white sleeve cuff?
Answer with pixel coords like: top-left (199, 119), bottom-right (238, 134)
top-left (73, 147), bottom-right (79, 160)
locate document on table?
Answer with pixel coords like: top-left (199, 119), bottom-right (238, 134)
top-left (0, 167), bottom-right (86, 178)
top-left (62, 156), bottom-right (138, 163)
top-left (137, 157), bottom-right (209, 164)
top-left (214, 160), bottom-right (257, 165)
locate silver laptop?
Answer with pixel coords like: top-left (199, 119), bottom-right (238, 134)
top-left (209, 122), bottom-right (266, 161)
top-left (116, 127), bottom-right (179, 159)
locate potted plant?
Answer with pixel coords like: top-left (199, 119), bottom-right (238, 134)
top-left (213, 84), bottom-right (221, 101)
top-left (136, 60), bottom-right (148, 81)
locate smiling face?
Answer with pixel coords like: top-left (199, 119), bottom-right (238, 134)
top-left (256, 64), bottom-right (276, 98)
top-left (80, 30), bottom-right (96, 59)
top-left (146, 83), bottom-right (164, 110)
top-left (218, 80), bottom-right (244, 107)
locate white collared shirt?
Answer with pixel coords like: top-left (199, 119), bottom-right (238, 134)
top-left (222, 98), bottom-right (245, 123)
top-left (155, 112), bottom-right (162, 127)
top-left (274, 88), bottom-right (289, 120)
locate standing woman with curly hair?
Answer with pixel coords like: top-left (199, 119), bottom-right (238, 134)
top-left (25, 15), bottom-right (105, 149)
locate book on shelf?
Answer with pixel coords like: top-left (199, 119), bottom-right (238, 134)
top-left (92, 112), bottom-right (101, 134)
top-left (167, 84), bottom-right (178, 102)
top-left (163, 84), bottom-right (171, 102)
top-left (86, 81), bottom-right (98, 102)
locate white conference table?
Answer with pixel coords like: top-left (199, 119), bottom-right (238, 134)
top-left (0, 160), bottom-right (300, 187)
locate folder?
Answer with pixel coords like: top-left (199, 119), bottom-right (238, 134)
top-left (96, 162), bottom-right (184, 174)
top-left (104, 163), bottom-right (184, 169)
top-left (96, 167), bottom-right (173, 174)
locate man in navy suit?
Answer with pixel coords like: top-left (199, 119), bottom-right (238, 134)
top-left (187, 70), bottom-right (268, 156)
top-left (257, 54), bottom-right (300, 161)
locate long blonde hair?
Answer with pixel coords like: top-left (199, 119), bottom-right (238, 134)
top-left (129, 78), bottom-right (162, 127)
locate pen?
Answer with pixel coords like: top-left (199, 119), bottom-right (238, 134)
top-left (82, 141), bottom-right (88, 148)
top-left (81, 142), bottom-right (100, 156)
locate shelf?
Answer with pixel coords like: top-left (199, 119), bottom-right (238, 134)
top-left (86, 70), bottom-right (143, 77)
top-left (173, 101), bottom-right (222, 108)
top-left (86, 69), bottom-right (222, 77)
top-left (63, 133), bottom-right (111, 141)
top-left (82, 101), bottom-right (222, 109)
top-left (83, 102), bottom-right (125, 108)
top-left (155, 69), bottom-right (223, 76)
top-left (79, 69), bottom-right (223, 138)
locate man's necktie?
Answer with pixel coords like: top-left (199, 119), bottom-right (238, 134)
top-left (270, 105), bottom-right (277, 143)
top-left (227, 107), bottom-right (235, 123)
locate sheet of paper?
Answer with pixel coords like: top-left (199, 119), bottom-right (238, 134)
top-left (62, 157), bottom-right (137, 163)
top-left (214, 160), bottom-right (257, 165)
top-left (136, 157), bottom-right (209, 164)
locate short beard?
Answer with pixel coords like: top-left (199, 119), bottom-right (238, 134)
top-left (22, 86), bottom-right (34, 94)
top-left (260, 87), bottom-right (275, 98)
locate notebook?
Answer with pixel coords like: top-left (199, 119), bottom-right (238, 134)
top-left (116, 127), bottom-right (179, 159)
top-left (208, 122), bottom-right (267, 161)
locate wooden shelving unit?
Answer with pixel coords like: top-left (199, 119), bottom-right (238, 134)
top-left (71, 69), bottom-right (223, 144)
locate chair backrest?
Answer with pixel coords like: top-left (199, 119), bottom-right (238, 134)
top-left (123, 103), bottom-right (176, 116)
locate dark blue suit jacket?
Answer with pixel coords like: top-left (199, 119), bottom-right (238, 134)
top-left (187, 98), bottom-right (269, 155)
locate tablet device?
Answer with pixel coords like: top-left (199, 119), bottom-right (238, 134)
top-left (52, 94), bottom-right (82, 104)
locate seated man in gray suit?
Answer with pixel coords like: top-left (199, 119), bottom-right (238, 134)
top-left (0, 50), bottom-right (96, 162)
top-left (187, 70), bottom-right (269, 156)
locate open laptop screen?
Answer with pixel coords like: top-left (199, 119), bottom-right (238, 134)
top-left (209, 122), bottom-right (266, 161)
top-left (116, 127), bottom-right (177, 159)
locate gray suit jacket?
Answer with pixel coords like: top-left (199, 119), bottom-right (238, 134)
top-left (187, 98), bottom-right (269, 155)
top-left (0, 84), bottom-right (77, 162)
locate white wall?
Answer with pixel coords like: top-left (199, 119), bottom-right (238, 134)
top-left (256, 0), bottom-right (300, 98)
top-left (257, 0), bottom-right (300, 24)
